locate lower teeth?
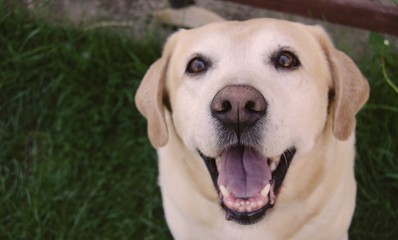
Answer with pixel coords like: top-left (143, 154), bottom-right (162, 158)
top-left (224, 196), bottom-right (268, 212)
top-left (221, 183), bottom-right (273, 213)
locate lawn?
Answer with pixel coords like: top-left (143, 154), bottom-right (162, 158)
top-left (1, 2), bottom-right (397, 240)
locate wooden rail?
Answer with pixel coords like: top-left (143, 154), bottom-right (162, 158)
top-left (222, 0), bottom-right (398, 35)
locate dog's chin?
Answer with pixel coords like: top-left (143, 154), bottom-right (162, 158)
top-left (199, 146), bottom-right (296, 225)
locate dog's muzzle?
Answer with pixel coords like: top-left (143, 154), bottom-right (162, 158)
top-left (198, 85), bottom-right (296, 225)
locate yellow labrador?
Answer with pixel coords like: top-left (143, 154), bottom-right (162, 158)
top-left (135, 19), bottom-right (369, 240)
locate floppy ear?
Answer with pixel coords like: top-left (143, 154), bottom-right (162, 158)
top-left (313, 27), bottom-right (370, 140)
top-left (329, 49), bottom-right (370, 140)
top-left (134, 34), bottom-right (179, 147)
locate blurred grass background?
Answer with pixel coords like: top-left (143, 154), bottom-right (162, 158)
top-left (0, 1), bottom-right (397, 239)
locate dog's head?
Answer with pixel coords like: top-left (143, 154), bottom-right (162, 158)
top-left (135, 19), bottom-right (369, 225)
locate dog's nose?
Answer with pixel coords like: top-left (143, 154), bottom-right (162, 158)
top-left (211, 85), bottom-right (267, 130)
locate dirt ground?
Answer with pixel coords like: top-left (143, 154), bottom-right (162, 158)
top-left (16, 0), bottom-right (398, 60)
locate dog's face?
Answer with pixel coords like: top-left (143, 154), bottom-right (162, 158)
top-left (136, 19), bottom-right (369, 225)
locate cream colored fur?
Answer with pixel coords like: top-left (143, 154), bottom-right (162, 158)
top-left (135, 19), bottom-right (369, 240)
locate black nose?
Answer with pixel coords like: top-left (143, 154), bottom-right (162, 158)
top-left (211, 85), bottom-right (267, 131)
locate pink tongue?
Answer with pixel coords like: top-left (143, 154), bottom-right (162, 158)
top-left (218, 146), bottom-right (271, 198)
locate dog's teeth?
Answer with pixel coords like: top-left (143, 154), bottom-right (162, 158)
top-left (270, 162), bottom-right (277, 171)
top-left (220, 185), bottom-right (230, 197)
top-left (269, 156), bottom-right (280, 171)
top-left (221, 184), bottom-right (272, 213)
top-left (260, 184), bottom-right (271, 197)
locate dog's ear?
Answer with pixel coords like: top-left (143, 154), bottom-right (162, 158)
top-left (312, 27), bottom-right (370, 140)
top-left (135, 33), bottom-right (179, 147)
top-left (329, 49), bottom-right (370, 140)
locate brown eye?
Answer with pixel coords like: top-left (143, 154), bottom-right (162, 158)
top-left (186, 57), bottom-right (209, 74)
top-left (274, 50), bottom-right (300, 70)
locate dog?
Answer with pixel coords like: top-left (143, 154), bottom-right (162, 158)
top-left (135, 18), bottom-right (369, 240)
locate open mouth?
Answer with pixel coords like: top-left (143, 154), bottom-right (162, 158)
top-left (199, 146), bottom-right (296, 225)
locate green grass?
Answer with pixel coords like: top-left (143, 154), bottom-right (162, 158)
top-left (350, 33), bottom-right (398, 239)
top-left (0, 2), bottom-right (397, 239)
top-left (0, 3), bottom-right (171, 240)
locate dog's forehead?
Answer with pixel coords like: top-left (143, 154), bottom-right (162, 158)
top-left (176, 19), bottom-right (316, 55)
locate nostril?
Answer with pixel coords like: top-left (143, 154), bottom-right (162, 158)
top-left (245, 99), bottom-right (266, 113)
top-left (212, 99), bottom-right (232, 113)
top-left (221, 100), bottom-right (232, 112)
top-left (245, 101), bottom-right (256, 112)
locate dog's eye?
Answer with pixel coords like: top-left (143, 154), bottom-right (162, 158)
top-left (273, 51), bottom-right (300, 70)
top-left (186, 57), bottom-right (209, 74)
